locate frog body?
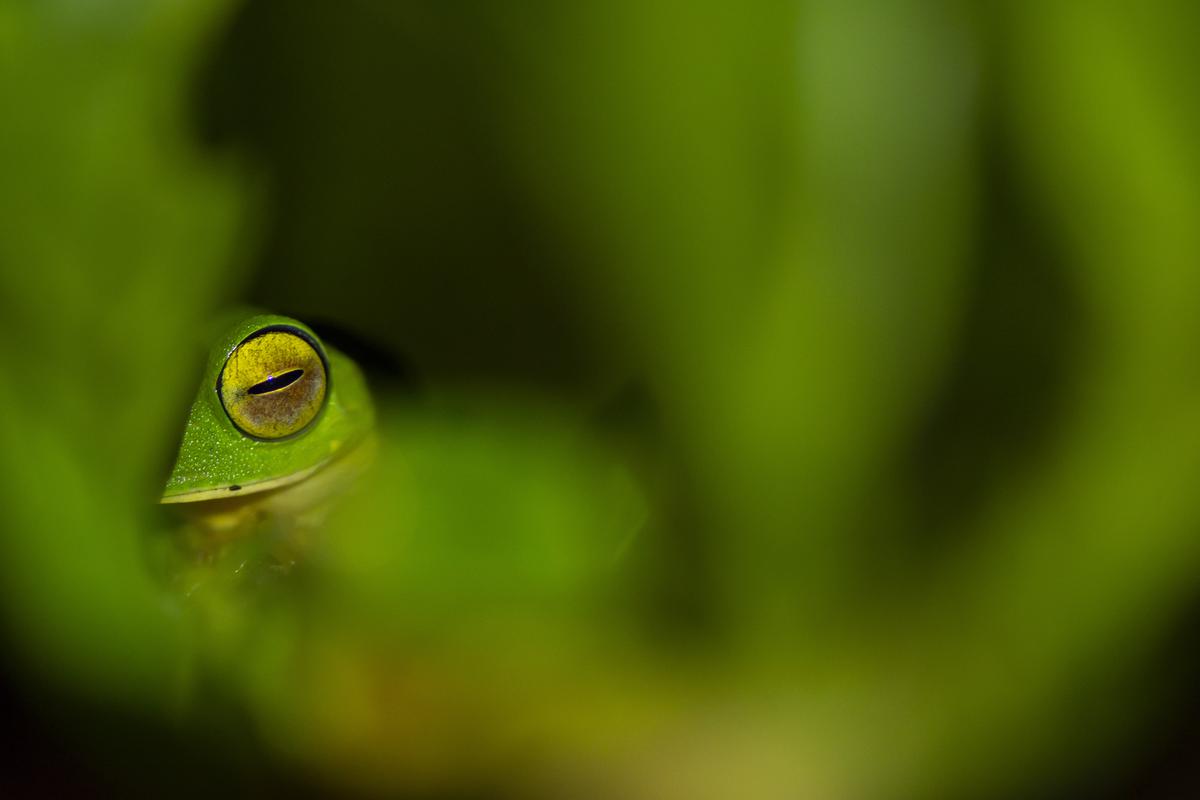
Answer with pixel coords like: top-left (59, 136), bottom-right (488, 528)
top-left (159, 312), bottom-right (375, 590)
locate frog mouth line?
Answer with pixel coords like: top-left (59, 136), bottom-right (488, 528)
top-left (159, 460), bottom-right (326, 504)
top-left (159, 431), bottom-right (375, 505)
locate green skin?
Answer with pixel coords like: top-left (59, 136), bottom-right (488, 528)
top-left (162, 313), bottom-right (375, 503)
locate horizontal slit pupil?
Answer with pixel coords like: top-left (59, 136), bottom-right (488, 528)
top-left (247, 368), bottom-right (305, 395)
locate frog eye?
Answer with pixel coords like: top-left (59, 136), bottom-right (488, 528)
top-left (218, 326), bottom-right (328, 439)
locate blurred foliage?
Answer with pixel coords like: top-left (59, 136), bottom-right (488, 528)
top-left (3, 0), bottom-right (1200, 797)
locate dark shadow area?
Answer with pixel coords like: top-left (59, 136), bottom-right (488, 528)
top-left (885, 98), bottom-right (1083, 560)
top-left (196, 0), bottom-right (604, 397)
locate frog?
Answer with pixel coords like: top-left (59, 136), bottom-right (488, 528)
top-left (161, 312), bottom-right (375, 571)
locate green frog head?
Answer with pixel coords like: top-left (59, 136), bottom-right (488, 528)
top-left (162, 313), bottom-right (374, 503)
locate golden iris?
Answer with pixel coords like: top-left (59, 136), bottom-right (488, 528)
top-left (218, 327), bottom-right (327, 439)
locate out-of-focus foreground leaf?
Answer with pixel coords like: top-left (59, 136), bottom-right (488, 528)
top-left (0, 0), bottom-right (244, 705)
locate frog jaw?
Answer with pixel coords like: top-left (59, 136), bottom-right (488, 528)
top-left (160, 460), bottom-right (327, 503)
